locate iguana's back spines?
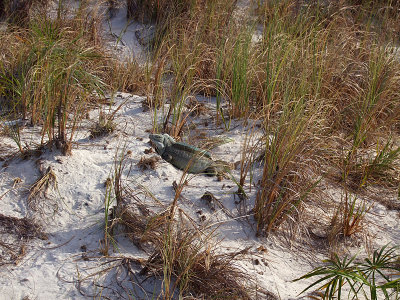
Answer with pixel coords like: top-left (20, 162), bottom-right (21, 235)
top-left (173, 142), bottom-right (212, 159)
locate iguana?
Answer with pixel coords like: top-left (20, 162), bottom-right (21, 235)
top-left (149, 133), bottom-right (230, 176)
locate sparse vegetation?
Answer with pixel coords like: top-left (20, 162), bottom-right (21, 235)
top-left (0, 0), bottom-right (399, 298)
top-left (95, 147), bottom-right (257, 299)
top-left (328, 190), bottom-right (371, 245)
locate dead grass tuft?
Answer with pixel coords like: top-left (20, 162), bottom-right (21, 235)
top-left (0, 213), bottom-right (45, 266)
top-left (115, 202), bottom-right (167, 252)
top-left (137, 155), bottom-right (160, 171)
top-left (106, 57), bottom-right (146, 94)
top-left (105, 199), bottom-right (256, 299)
top-left (28, 166), bottom-right (59, 218)
top-left (142, 241), bottom-right (255, 300)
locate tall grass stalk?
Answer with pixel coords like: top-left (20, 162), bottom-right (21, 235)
top-left (230, 28), bottom-right (252, 118)
top-left (255, 95), bottom-right (321, 235)
top-left (103, 177), bottom-right (115, 256)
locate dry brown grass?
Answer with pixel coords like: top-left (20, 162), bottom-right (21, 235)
top-left (0, 0), bottom-right (49, 25)
top-left (0, 213), bottom-right (45, 266)
top-left (107, 202), bottom-right (257, 299)
top-left (106, 57), bottom-right (146, 94)
top-left (137, 155), bottom-right (160, 171)
top-left (0, 2), bottom-right (147, 155)
top-left (247, 0), bottom-right (400, 238)
top-left (27, 166), bottom-right (59, 218)
top-left (96, 150), bottom-right (262, 299)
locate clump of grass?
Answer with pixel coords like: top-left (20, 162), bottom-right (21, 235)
top-left (341, 46), bottom-right (400, 188)
top-left (294, 244), bottom-right (400, 299)
top-left (150, 223), bottom-right (253, 299)
top-left (328, 191), bottom-right (371, 244)
top-left (254, 94), bottom-right (325, 236)
top-left (249, 3), bottom-right (332, 236)
top-left (0, 14), bottom-right (107, 155)
top-left (107, 57), bottom-right (146, 94)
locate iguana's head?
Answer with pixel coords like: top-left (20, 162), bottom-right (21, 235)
top-left (149, 133), bottom-right (175, 155)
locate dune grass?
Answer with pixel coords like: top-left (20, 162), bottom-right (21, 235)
top-left (0, 0), bottom-right (397, 233)
top-left (0, 1), bottom-right (147, 155)
top-left (0, 0), bottom-right (399, 297)
top-left (0, 15), bottom-right (107, 154)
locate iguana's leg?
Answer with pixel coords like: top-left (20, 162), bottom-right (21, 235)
top-left (161, 153), bottom-right (173, 162)
top-left (204, 166), bottom-right (217, 177)
top-left (208, 161), bottom-right (231, 178)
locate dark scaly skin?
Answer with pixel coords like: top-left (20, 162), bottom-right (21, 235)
top-left (162, 142), bottom-right (216, 175)
top-left (149, 134), bottom-right (228, 176)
